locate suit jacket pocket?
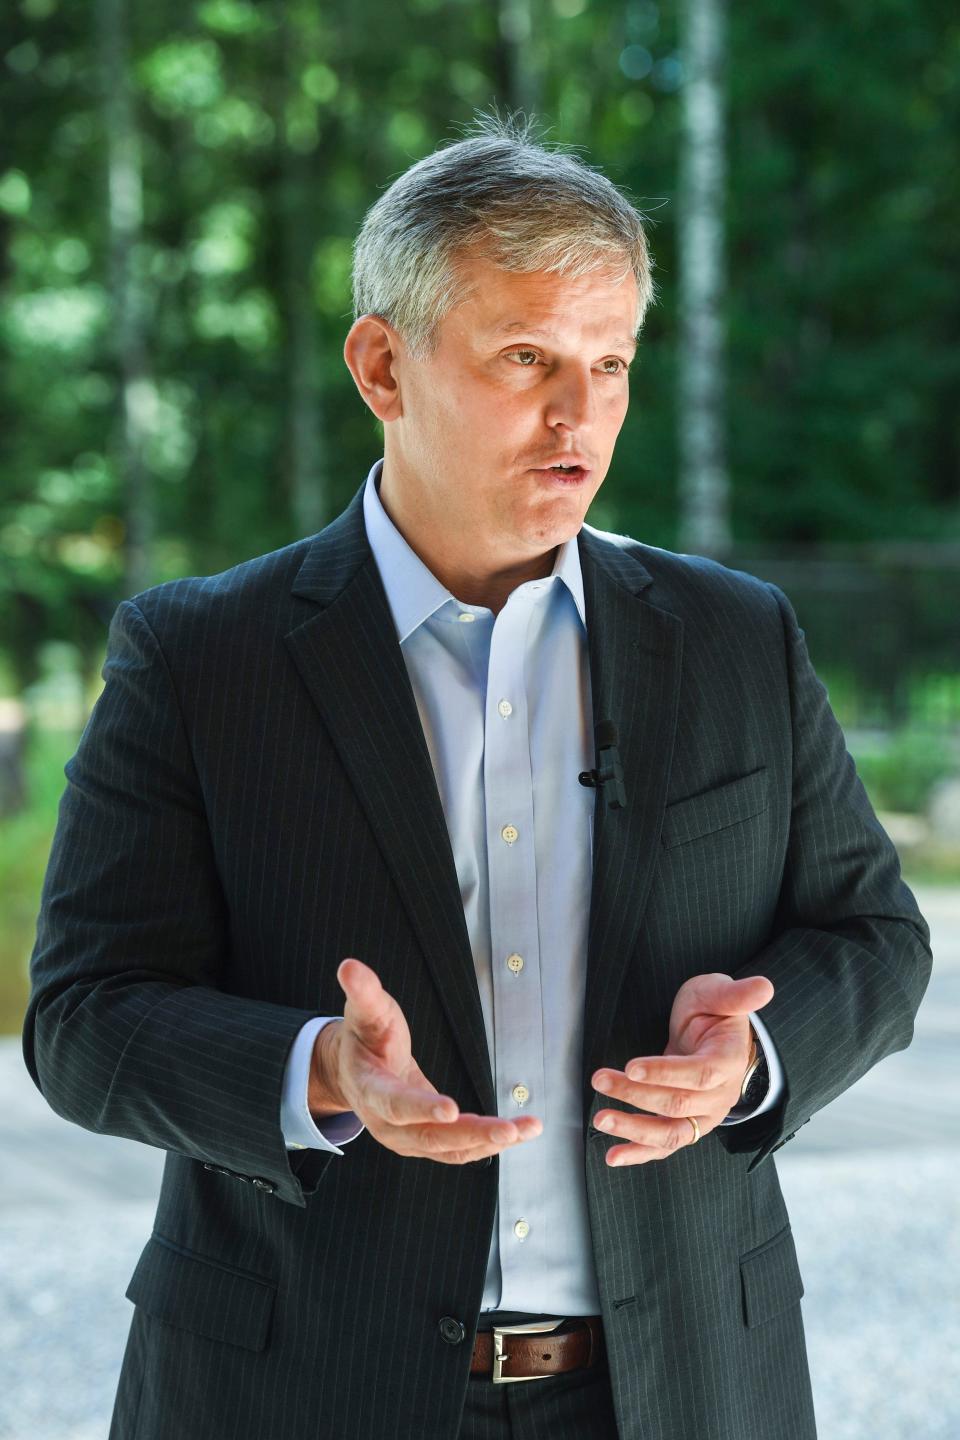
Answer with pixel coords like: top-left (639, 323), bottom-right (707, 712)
top-left (739, 1222), bottom-right (804, 1329)
top-left (661, 767), bottom-right (769, 848)
top-left (125, 1233), bottom-right (277, 1352)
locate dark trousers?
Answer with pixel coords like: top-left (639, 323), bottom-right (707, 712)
top-left (459, 1315), bottom-right (620, 1439)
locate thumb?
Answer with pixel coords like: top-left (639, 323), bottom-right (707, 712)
top-left (336, 958), bottom-right (395, 1045)
top-left (693, 972), bottom-right (775, 1016)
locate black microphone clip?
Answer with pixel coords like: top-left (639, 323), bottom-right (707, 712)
top-left (578, 720), bottom-right (627, 811)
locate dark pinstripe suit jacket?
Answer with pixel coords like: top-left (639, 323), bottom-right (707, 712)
top-left (24, 477), bottom-right (931, 1440)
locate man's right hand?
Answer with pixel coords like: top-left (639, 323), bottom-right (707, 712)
top-left (309, 957), bottom-right (543, 1164)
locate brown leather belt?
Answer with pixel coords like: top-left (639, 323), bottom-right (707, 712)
top-left (470, 1317), bottom-right (605, 1383)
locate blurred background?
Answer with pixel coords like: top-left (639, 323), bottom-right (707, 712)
top-left (1, 1), bottom-right (958, 1437)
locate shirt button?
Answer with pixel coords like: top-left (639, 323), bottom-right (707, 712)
top-left (501, 824), bottom-right (519, 845)
top-left (457, 612), bottom-right (475, 623)
top-left (506, 953), bottom-right (524, 974)
top-left (497, 699), bottom-right (513, 717)
top-left (514, 1219), bottom-right (530, 1241)
top-left (511, 1084), bottom-right (529, 1107)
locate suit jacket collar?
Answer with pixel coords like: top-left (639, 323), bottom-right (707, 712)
top-left (285, 481), bottom-right (683, 1127)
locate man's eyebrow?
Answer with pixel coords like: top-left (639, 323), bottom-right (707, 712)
top-left (491, 321), bottom-right (638, 355)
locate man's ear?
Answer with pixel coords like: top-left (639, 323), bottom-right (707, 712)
top-left (343, 315), bottom-right (405, 423)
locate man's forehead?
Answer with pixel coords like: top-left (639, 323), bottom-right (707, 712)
top-left (450, 253), bottom-right (638, 348)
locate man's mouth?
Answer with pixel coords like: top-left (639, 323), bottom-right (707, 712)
top-left (532, 464), bottom-right (590, 485)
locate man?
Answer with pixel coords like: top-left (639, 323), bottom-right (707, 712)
top-left (24, 113), bottom-right (931, 1440)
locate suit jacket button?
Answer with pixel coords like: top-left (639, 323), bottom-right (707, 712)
top-left (439, 1316), bottom-right (465, 1345)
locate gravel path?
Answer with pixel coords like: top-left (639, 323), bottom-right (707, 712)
top-left (2, 885), bottom-right (957, 1439)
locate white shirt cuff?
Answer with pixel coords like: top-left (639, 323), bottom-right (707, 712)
top-left (280, 1016), bottom-right (366, 1153)
top-left (719, 1010), bottom-right (785, 1125)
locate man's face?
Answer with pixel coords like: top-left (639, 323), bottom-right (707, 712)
top-left (384, 252), bottom-right (639, 571)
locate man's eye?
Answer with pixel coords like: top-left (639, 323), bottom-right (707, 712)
top-left (507, 351), bottom-right (627, 373)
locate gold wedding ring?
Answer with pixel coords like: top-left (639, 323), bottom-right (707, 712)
top-left (686, 1116), bottom-right (701, 1144)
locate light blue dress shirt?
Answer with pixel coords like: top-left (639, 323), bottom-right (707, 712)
top-left (279, 457), bottom-right (785, 1313)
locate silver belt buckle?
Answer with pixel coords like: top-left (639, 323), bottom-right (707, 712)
top-left (492, 1319), bottom-right (565, 1384)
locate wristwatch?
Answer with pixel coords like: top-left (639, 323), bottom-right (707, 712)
top-left (738, 1025), bottom-right (769, 1111)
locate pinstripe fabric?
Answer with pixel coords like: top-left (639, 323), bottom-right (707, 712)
top-left (460, 1354), bottom-right (619, 1439)
top-left (23, 478), bottom-right (931, 1440)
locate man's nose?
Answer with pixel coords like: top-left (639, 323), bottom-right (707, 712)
top-left (543, 364), bottom-right (597, 433)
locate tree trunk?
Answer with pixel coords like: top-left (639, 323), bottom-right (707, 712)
top-left (0, 699), bottom-right (27, 818)
top-left (276, 3), bottom-right (327, 538)
top-left (677, 0), bottom-right (731, 557)
top-left (495, 0), bottom-right (541, 117)
top-left (96, 0), bottom-right (154, 595)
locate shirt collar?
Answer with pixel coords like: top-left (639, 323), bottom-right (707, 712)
top-left (362, 457), bottom-right (587, 643)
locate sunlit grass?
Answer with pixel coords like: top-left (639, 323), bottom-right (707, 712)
top-left (0, 726), bottom-right (79, 1035)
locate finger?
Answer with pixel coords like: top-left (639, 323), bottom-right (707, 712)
top-left (337, 958), bottom-right (395, 1041)
top-left (360, 1073), bottom-right (462, 1127)
top-left (604, 1140), bottom-right (690, 1167)
top-left (593, 1109), bottom-right (703, 1154)
top-left (605, 1143), bottom-right (664, 1167)
top-left (595, 1056), bottom-right (733, 1091)
top-left (417, 1112), bottom-right (543, 1151)
top-left (358, 1074), bottom-right (534, 1141)
top-left (418, 1124), bottom-right (542, 1166)
top-left (732, 974), bottom-right (775, 1010)
top-left (600, 1111), bottom-right (712, 1166)
top-left (687, 972), bottom-right (774, 1016)
top-left (337, 956), bottom-right (382, 1003)
top-left (594, 1072), bottom-right (710, 1119)
top-left (393, 1112), bottom-right (543, 1159)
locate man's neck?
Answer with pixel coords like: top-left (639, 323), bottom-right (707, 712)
top-left (436, 550), bottom-right (558, 616)
top-left (377, 469), bottom-right (558, 616)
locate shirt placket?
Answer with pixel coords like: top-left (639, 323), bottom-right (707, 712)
top-left (484, 586), bottom-right (549, 1293)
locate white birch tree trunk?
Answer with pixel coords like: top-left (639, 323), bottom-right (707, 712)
top-left (97, 0), bottom-right (154, 595)
top-left (678, 0), bottom-right (731, 556)
top-left (277, 1), bottom-right (327, 539)
top-left (497, 0), bottom-right (541, 118)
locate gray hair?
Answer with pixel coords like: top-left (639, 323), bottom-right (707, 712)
top-left (351, 107), bottom-right (656, 362)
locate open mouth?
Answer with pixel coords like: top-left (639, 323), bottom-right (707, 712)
top-left (532, 464), bottom-right (589, 485)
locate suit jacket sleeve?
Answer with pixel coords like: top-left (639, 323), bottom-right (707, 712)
top-left (22, 598), bottom-right (328, 1208)
top-left (715, 583), bottom-right (932, 1170)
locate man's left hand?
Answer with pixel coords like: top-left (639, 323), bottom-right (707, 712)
top-left (591, 973), bottom-right (775, 1167)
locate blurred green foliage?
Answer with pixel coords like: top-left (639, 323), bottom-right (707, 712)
top-left (1, 0), bottom-right (959, 689)
top-left (852, 726), bottom-right (956, 814)
top-left (2, 0), bottom-right (959, 1033)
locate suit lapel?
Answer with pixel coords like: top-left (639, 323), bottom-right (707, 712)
top-left (284, 489), bottom-right (684, 1125)
top-left (285, 485), bottom-right (497, 1117)
top-left (577, 528), bottom-right (684, 1119)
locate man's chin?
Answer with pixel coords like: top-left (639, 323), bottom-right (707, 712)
top-left (521, 503), bottom-right (590, 548)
